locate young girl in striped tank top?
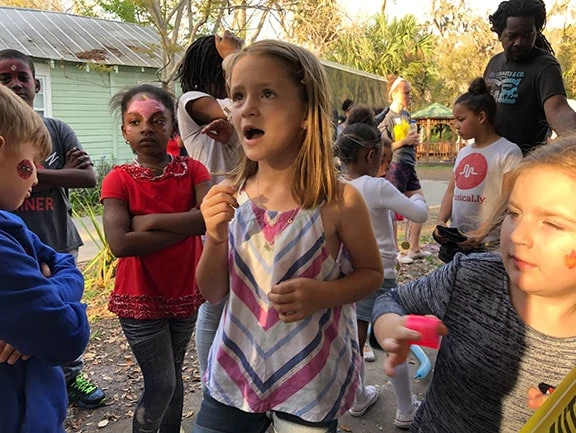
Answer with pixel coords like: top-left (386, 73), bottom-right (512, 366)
top-left (192, 40), bottom-right (384, 433)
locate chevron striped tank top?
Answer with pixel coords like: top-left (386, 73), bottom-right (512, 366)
top-left (204, 189), bottom-right (361, 422)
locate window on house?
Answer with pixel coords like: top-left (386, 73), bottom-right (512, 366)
top-left (33, 63), bottom-right (52, 118)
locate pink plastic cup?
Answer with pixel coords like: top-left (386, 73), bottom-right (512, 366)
top-left (405, 315), bottom-right (441, 349)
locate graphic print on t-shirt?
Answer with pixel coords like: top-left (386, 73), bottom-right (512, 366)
top-left (455, 153), bottom-right (487, 190)
top-left (486, 71), bottom-right (525, 105)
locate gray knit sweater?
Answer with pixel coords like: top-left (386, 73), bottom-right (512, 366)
top-left (372, 253), bottom-right (576, 432)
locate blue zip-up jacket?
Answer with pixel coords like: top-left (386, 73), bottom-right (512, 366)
top-left (0, 211), bottom-right (90, 433)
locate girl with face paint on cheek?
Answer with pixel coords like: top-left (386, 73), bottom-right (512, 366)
top-left (101, 84), bottom-right (211, 433)
top-left (372, 136), bottom-right (576, 432)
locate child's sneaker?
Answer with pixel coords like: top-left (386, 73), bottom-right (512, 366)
top-left (67, 374), bottom-right (106, 409)
top-left (348, 385), bottom-right (379, 417)
top-left (407, 250), bottom-right (432, 260)
top-left (363, 344), bottom-right (376, 362)
top-left (394, 396), bottom-right (421, 429)
top-left (396, 253), bottom-right (414, 265)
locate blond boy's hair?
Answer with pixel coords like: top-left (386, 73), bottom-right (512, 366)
top-left (225, 39), bottom-right (337, 209)
top-left (0, 85), bottom-right (51, 160)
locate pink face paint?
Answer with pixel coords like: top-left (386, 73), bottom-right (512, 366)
top-left (16, 160), bottom-right (34, 179)
top-left (126, 97), bottom-right (166, 122)
top-left (564, 250), bottom-right (576, 270)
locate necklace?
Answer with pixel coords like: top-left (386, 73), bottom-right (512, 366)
top-left (262, 210), bottom-right (296, 252)
top-left (132, 154), bottom-right (172, 174)
top-left (253, 175), bottom-right (298, 251)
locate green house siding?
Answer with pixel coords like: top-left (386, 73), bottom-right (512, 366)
top-left (43, 60), bottom-right (160, 164)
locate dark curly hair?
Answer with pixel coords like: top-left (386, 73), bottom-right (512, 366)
top-left (335, 105), bottom-right (382, 164)
top-left (454, 77), bottom-right (497, 126)
top-left (489, 0), bottom-right (553, 54)
top-left (176, 35), bottom-right (227, 98)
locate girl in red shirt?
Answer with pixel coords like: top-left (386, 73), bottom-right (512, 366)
top-left (101, 84), bottom-right (211, 433)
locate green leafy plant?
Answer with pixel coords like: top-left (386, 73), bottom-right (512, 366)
top-left (70, 156), bottom-right (116, 216)
top-left (73, 196), bottom-right (117, 320)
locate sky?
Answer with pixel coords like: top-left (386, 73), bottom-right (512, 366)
top-left (340, 0), bottom-right (499, 20)
top-left (338, 0), bottom-right (566, 25)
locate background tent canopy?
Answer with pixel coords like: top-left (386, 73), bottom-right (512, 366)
top-left (412, 103), bottom-right (453, 119)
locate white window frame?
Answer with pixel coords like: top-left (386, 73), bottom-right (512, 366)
top-left (33, 63), bottom-right (52, 118)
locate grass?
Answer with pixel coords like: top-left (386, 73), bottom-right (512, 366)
top-left (416, 164), bottom-right (453, 182)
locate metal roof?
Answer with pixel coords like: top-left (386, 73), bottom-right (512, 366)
top-left (0, 7), bottom-right (163, 68)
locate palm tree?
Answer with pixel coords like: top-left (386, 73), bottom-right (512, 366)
top-left (326, 13), bottom-right (434, 106)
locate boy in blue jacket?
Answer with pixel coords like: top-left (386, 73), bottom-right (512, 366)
top-left (0, 84), bottom-right (90, 431)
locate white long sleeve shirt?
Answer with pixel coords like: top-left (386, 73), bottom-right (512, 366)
top-left (350, 175), bottom-right (428, 279)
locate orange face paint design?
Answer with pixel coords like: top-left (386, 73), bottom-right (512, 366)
top-left (564, 250), bottom-right (576, 269)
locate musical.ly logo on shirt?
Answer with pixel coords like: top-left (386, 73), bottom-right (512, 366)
top-left (455, 153), bottom-right (487, 190)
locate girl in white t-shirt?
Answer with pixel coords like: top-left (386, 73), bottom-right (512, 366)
top-left (176, 31), bottom-right (243, 184)
top-left (175, 32), bottom-right (243, 384)
top-left (336, 106), bottom-right (428, 429)
top-left (436, 78), bottom-right (522, 259)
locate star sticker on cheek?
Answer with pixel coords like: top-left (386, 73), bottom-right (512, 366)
top-left (564, 250), bottom-right (576, 270)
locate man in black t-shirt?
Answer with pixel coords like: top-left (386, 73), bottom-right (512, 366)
top-left (483, 0), bottom-right (576, 155)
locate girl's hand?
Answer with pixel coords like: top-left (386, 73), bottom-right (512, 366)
top-left (376, 315), bottom-right (447, 376)
top-left (527, 387), bottom-right (550, 410)
top-left (200, 184), bottom-right (238, 244)
top-left (0, 340), bottom-right (30, 365)
top-left (132, 214), bottom-right (155, 232)
top-left (268, 278), bottom-right (325, 322)
top-left (40, 262), bottom-right (51, 278)
top-left (215, 30), bottom-right (244, 59)
top-left (403, 130), bottom-right (420, 146)
top-left (201, 119), bottom-right (235, 144)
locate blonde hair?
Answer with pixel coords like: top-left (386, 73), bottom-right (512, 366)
top-left (387, 73), bottom-right (407, 103)
top-left (225, 39), bottom-right (338, 208)
top-left (479, 134), bottom-right (576, 239)
top-left (0, 85), bottom-right (51, 160)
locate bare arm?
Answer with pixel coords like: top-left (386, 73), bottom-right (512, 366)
top-left (196, 184), bottom-right (238, 303)
top-left (35, 148), bottom-right (97, 190)
top-left (185, 96), bottom-right (226, 126)
top-left (37, 167), bottom-right (96, 189)
top-left (102, 198), bottom-right (188, 258)
top-left (197, 237), bottom-right (230, 303)
top-left (268, 183), bottom-right (383, 322)
top-left (131, 180), bottom-right (211, 235)
top-left (544, 94), bottom-right (576, 137)
top-left (437, 177), bottom-right (455, 225)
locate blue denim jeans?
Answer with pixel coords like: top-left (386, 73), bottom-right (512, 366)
top-left (120, 316), bottom-right (196, 433)
top-left (192, 391), bottom-right (338, 433)
top-left (194, 299), bottom-right (226, 387)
